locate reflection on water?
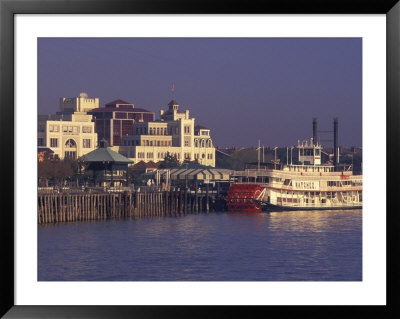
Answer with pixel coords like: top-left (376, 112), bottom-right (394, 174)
top-left (38, 210), bottom-right (362, 281)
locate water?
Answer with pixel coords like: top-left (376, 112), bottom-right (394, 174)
top-left (38, 210), bottom-right (362, 281)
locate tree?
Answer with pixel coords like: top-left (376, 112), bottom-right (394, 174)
top-left (182, 158), bottom-right (199, 165)
top-left (159, 152), bottom-right (181, 169)
top-left (126, 166), bottom-right (140, 185)
top-left (38, 157), bottom-right (77, 187)
top-left (53, 159), bottom-right (75, 186)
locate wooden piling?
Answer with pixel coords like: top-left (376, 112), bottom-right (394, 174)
top-left (37, 188), bottom-right (223, 224)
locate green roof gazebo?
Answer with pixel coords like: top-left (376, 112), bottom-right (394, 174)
top-left (79, 139), bottom-right (133, 187)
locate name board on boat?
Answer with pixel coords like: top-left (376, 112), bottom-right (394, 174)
top-left (293, 181), bottom-right (320, 190)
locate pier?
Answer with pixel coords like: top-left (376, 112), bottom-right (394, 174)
top-left (37, 189), bottom-right (226, 224)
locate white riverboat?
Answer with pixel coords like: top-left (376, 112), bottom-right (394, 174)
top-left (230, 138), bottom-right (362, 211)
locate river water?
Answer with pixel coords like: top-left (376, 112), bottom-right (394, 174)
top-left (38, 210), bottom-right (362, 281)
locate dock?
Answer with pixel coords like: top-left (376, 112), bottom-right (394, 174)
top-left (37, 189), bottom-right (226, 224)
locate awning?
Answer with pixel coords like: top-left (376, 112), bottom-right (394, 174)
top-left (142, 167), bottom-right (233, 181)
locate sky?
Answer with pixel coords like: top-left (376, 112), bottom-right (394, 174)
top-left (38, 38), bottom-right (362, 148)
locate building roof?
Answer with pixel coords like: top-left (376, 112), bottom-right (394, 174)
top-left (143, 166), bottom-right (232, 181)
top-left (88, 107), bottom-right (152, 113)
top-left (169, 167), bottom-right (232, 181)
top-left (37, 147), bottom-right (54, 153)
top-left (80, 145), bottom-right (133, 164)
top-left (105, 99), bottom-right (132, 106)
top-left (131, 161), bottom-right (160, 170)
top-left (195, 125), bottom-right (209, 130)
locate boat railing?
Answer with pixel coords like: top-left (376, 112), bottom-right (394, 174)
top-left (230, 181), bottom-right (362, 192)
top-left (269, 198), bottom-right (362, 208)
top-left (268, 183), bottom-right (362, 192)
top-left (232, 169), bottom-right (359, 179)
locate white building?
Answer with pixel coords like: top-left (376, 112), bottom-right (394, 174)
top-left (115, 100), bottom-right (216, 167)
top-left (38, 93), bottom-right (98, 160)
top-left (59, 92), bottom-right (99, 113)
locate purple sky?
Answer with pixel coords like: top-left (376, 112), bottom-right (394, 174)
top-left (38, 38), bottom-right (362, 147)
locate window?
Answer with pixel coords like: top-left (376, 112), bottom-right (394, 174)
top-left (49, 125), bottom-right (59, 132)
top-left (147, 152), bottom-right (153, 158)
top-left (304, 148), bottom-right (313, 156)
top-left (115, 112), bottom-right (127, 119)
top-left (113, 120), bottom-right (121, 134)
top-left (138, 152), bottom-right (145, 159)
top-left (73, 126), bottom-right (79, 134)
top-left (50, 138), bottom-right (58, 148)
top-left (82, 126), bottom-right (92, 133)
top-left (83, 139), bottom-right (91, 148)
top-left (38, 138), bottom-right (44, 146)
top-left (64, 151), bottom-right (76, 160)
top-left (65, 139), bottom-right (76, 148)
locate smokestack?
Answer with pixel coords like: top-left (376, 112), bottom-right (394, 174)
top-left (312, 118), bottom-right (317, 145)
top-left (333, 118), bottom-right (339, 169)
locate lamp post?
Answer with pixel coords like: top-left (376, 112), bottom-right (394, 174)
top-left (286, 146), bottom-right (288, 165)
top-left (291, 146), bottom-right (294, 165)
top-left (273, 146), bottom-right (278, 169)
top-left (263, 145), bottom-right (265, 163)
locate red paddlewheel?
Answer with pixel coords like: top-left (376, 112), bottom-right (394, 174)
top-left (226, 184), bottom-right (264, 212)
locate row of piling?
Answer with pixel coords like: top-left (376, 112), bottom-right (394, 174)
top-left (38, 190), bottom-right (226, 224)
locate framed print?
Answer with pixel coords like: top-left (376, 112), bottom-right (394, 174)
top-left (1, 0), bottom-right (399, 318)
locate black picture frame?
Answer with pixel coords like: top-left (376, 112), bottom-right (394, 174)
top-left (1, 0), bottom-right (399, 318)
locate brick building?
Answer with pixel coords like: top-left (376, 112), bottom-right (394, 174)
top-left (88, 99), bottom-right (155, 146)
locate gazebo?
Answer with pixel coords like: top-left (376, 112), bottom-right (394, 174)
top-left (79, 139), bottom-right (133, 187)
